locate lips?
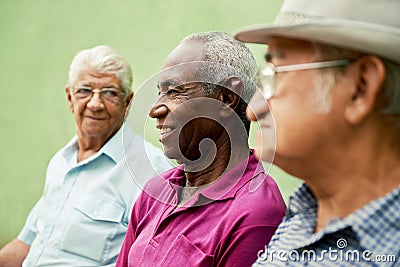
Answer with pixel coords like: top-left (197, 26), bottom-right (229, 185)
top-left (160, 127), bottom-right (174, 134)
top-left (159, 126), bottom-right (177, 142)
top-left (86, 115), bottom-right (106, 120)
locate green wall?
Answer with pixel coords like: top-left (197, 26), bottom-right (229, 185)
top-left (0, 0), bottom-right (301, 247)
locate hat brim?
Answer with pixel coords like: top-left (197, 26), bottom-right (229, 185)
top-left (234, 21), bottom-right (400, 64)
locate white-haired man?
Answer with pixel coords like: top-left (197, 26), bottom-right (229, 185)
top-left (0, 45), bottom-right (171, 266)
top-left (235, 0), bottom-right (400, 265)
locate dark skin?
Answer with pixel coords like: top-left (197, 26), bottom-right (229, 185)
top-left (149, 40), bottom-right (250, 188)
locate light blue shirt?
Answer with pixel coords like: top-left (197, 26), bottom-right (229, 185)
top-left (18, 124), bottom-right (172, 266)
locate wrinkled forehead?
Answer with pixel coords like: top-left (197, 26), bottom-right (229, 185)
top-left (74, 68), bottom-right (121, 87)
top-left (157, 61), bottom-right (241, 89)
top-left (158, 63), bottom-right (202, 88)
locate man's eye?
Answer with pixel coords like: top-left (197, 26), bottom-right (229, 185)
top-left (167, 85), bottom-right (183, 95)
top-left (166, 88), bottom-right (179, 95)
top-left (103, 89), bottom-right (119, 97)
top-left (158, 85), bottom-right (182, 96)
top-left (76, 88), bottom-right (92, 95)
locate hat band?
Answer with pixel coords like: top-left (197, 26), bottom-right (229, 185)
top-left (274, 12), bottom-right (322, 26)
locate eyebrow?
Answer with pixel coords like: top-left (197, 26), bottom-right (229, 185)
top-left (157, 79), bottom-right (180, 89)
top-left (264, 51), bottom-right (284, 62)
top-left (76, 83), bottom-right (119, 89)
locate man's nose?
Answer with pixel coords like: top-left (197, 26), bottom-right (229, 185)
top-left (87, 91), bottom-right (105, 111)
top-left (149, 102), bottom-right (168, 119)
top-left (246, 89), bottom-right (271, 121)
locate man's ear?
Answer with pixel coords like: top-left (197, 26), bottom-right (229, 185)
top-left (65, 86), bottom-right (74, 113)
top-left (217, 76), bottom-right (244, 118)
top-left (345, 55), bottom-right (385, 125)
top-left (124, 91), bottom-right (134, 118)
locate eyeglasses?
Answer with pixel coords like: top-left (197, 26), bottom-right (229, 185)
top-left (258, 59), bottom-right (351, 99)
top-left (73, 87), bottom-right (125, 103)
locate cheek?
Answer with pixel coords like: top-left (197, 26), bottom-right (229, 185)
top-left (273, 100), bottom-right (329, 158)
top-left (270, 98), bottom-right (308, 153)
top-left (72, 102), bottom-right (85, 117)
top-left (109, 104), bottom-right (126, 119)
top-left (306, 74), bottom-right (334, 114)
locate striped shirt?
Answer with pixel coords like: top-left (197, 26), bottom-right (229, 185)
top-left (253, 183), bottom-right (400, 266)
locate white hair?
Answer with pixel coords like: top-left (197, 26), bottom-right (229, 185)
top-left (307, 43), bottom-right (354, 114)
top-left (68, 45), bottom-right (132, 95)
top-left (312, 43), bottom-right (400, 130)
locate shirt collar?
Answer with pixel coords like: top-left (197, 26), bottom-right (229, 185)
top-left (287, 183), bottom-right (317, 217)
top-left (286, 183), bottom-right (400, 256)
top-left (101, 123), bottom-right (133, 163)
top-left (165, 151), bottom-right (265, 206)
top-left (348, 185), bottom-right (400, 257)
top-left (61, 123), bottom-right (133, 165)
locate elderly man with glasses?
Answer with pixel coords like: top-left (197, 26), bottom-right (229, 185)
top-left (234, 0), bottom-right (400, 266)
top-left (0, 45), bottom-right (171, 266)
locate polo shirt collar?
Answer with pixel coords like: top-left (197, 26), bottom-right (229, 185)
top-left (166, 151), bottom-right (264, 206)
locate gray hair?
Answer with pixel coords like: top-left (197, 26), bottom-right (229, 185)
top-left (378, 59), bottom-right (400, 131)
top-left (380, 59), bottom-right (400, 115)
top-left (181, 32), bottom-right (258, 133)
top-left (313, 43), bottom-right (400, 130)
top-left (68, 45), bottom-right (132, 95)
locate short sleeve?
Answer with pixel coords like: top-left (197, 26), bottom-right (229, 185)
top-left (17, 197), bottom-right (43, 245)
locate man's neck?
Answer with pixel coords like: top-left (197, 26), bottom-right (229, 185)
top-left (76, 134), bottom-right (112, 162)
top-left (183, 139), bottom-right (249, 187)
top-left (311, 147), bottom-right (400, 232)
top-left (282, 119), bottom-right (400, 232)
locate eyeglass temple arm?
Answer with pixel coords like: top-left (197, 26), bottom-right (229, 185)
top-left (275, 59), bottom-right (351, 73)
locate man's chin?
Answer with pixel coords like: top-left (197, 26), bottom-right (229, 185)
top-left (255, 146), bottom-right (275, 164)
top-left (162, 147), bottom-right (180, 161)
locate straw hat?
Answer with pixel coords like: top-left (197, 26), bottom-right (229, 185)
top-left (234, 0), bottom-right (400, 63)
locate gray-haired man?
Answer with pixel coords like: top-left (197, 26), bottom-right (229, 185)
top-left (235, 0), bottom-right (400, 265)
top-left (117, 32), bottom-right (286, 267)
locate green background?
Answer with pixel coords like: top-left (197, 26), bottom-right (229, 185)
top-left (0, 0), bottom-right (301, 247)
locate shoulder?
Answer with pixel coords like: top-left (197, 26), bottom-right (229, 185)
top-left (231, 173), bottom-right (286, 226)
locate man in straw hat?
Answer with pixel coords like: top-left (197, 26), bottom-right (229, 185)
top-left (235, 0), bottom-right (400, 265)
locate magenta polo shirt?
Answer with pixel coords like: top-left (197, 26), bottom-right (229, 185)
top-left (117, 152), bottom-right (286, 267)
